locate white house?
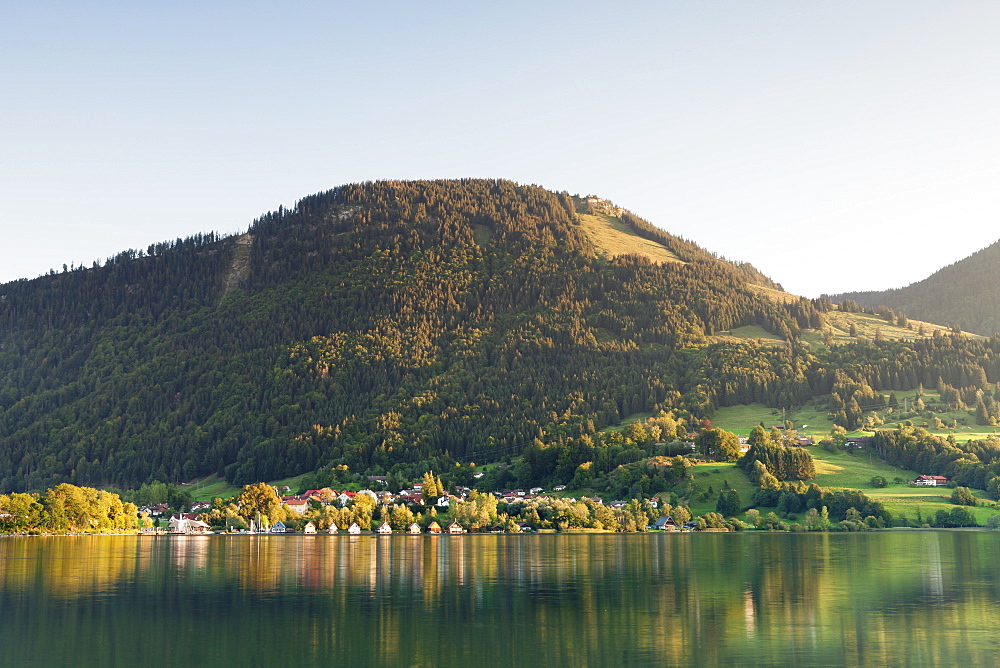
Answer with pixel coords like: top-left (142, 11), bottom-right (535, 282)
top-left (168, 514), bottom-right (211, 534)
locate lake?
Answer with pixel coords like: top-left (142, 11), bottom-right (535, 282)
top-left (1, 531), bottom-right (999, 666)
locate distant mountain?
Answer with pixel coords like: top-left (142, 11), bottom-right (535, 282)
top-left (826, 239), bottom-right (1000, 335)
top-left (1, 179), bottom-right (996, 493)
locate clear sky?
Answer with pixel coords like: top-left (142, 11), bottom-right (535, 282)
top-left (4, 1), bottom-right (1000, 297)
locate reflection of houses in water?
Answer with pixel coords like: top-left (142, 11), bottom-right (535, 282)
top-left (744, 586), bottom-right (756, 638)
top-left (169, 533), bottom-right (210, 572)
top-left (922, 536), bottom-right (944, 596)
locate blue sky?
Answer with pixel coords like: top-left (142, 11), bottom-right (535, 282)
top-left (4, 1), bottom-right (1000, 296)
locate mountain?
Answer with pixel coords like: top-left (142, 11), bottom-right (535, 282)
top-left (1, 179), bottom-right (997, 493)
top-left (826, 239), bottom-right (1000, 336)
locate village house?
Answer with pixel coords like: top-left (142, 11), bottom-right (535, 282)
top-left (301, 488), bottom-right (335, 503)
top-left (353, 490), bottom-right (378, 505)
top-left (283, 498), bottom-right (309, 515)
top-left (271, 521), bottom-right (288, 533)
top-left (913, 475), bottom-right (950, 487)
top-left (168, 514), bottom-right (211, 534)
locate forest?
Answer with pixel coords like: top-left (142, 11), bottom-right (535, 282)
top-left (0, 179), bottom-right (997, 493)
top-left (828, 237), bottom-right (1000, 335)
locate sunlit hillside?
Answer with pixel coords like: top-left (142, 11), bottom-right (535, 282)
top-left (576, 211), bottom-right (683, 264)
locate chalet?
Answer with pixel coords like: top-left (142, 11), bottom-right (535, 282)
top-left (376, 522), bottom-right (393, 534)
top-left (426, 521), bottom-right (442, 534)
top-left (647, 498), bottom-right (660, 509)
top-left (407, 523), bottom-right (422, 534)
top-left (271, 521), bottom-right (288, 533)
top-left (608, 500), bottom-right (627, 510)
top-left (436, 496), bottom-right (451, 508)
top-left (447, 521), bottom-right (465, 534)
top-left (367, 476), bottom-right (388, 486)
top-left (586, 497), bottom-right (603, 505)
top-left (336, 492), bottom-right (356, 506)
top-left (190, 501), bottom-right (211, 512)
top-left (845, 436), bottom-right (872, 448)
top-left (327, 523), bottom-right (339, 534)
top-left (529, 487), bottom-right (544, 495)
top-left (913, 475), bottom-right (949, 487)
top-left (347, 523), bottom-right (362, 535)
top-left (303, 521), bottom-right (316, 534)
top-left (516, 523), bottom-right (532, 532)
top-left (653, 516), bottom-right (676, 531)
top-left (489, 524), bottom-right (505, 533)
top-left (553, 485), bottom-right (567, 492)
top-left (148, 504), bottom-right (168, 516)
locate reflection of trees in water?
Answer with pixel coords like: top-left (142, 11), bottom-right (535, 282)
top-left (2, 533), bottom-right (1000, 665)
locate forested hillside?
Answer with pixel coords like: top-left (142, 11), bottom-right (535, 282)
top-left (0, 179), bottom-right (997, 493)
top-left (827, 238), bottom-right (1000, 335)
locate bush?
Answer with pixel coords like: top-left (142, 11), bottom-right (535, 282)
top-left (950, 486), bottom-right (976, 506)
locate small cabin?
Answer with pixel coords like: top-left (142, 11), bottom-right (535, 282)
top-left (426, 521), bottom-right (442, 534)
top-left (303, 521), bottom-right (316, 534)
top-left (347, 523), bottom-right (362, 534)
top-left (407, 523), bottom-right (422, 534)
top-left (327, 522), bottom-right (339, 534)
top-left (376, 522), bottom-right (393, 534)
top-left (447, 521), bottom-right (465, 534)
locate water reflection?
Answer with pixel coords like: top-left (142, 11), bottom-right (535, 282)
top-left (1, 532), bottom-right (1000, 666)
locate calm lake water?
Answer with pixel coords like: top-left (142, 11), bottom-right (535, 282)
top-left (1, 531), bottom-right (999, 666)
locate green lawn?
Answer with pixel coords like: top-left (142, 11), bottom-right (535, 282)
top-left (710, 402), bottom-right (835, 437)
top-left (866, 486), bottom-right (998, 525)
top-left (807, 445), bottom-right (918, 490)
top-left (684, 462), bottom-right (755, 517)
top-left (182, 475), bottom-right (239, 501)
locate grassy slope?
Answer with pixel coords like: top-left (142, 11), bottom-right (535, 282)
top-left (720, 285), bottom-right (975, 348)
top-left (576, 212), bottom-right (683, 264)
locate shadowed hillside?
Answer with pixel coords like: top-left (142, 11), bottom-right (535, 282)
top-left (827, 239), bottom-right (1000, 335)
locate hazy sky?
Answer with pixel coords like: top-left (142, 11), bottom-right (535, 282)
top-left (4, 1), bottom-right (1000, 296)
